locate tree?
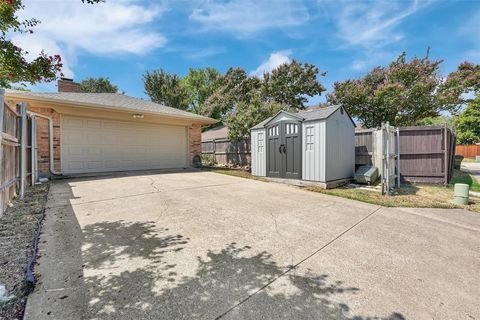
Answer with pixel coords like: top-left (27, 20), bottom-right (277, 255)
top-left (262, 60), bottom-right (326, 109)
top-left (439, 61), bottom-right (480, 113)
top-left (143, 69), bottom-right (190, 110)
top-left (327, 52), bottom-right (461, 128)
top-left (202, 67), bottom-right (261, 120)
top-left (455, 96), bottom-right (480, 144)
top-left (225, 94), bottom-right (287, 140)
top-left (181, 68), bottom-right (221, 115)
top-left (0, 0), bottom-right (101, 88)
top-left (415, 115), bottom-right (454, 127)
top-left (204, 62), bottom-right (326, 139)
top-left (80, 77), bottom-right (118, 93)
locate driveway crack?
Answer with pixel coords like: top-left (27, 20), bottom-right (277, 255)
top-left (268, 211), bottom-right (295, 269)
top-left (215, 205), bottom-right (383, 319)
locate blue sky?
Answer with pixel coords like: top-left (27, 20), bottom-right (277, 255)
top-left (14, 0), bottom-right (480, 105)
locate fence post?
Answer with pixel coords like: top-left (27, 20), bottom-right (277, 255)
top-left (19, 102), bottom-right (27, 198)
top-left (396, 127), bottom-right (401, 188)
top-left (30, 115), bottom-right (36, 186)
top-left (443, 124), bottom-right (448, 185)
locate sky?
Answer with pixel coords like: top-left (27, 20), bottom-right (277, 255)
top-left (12, 0), bottom-right (480, 105)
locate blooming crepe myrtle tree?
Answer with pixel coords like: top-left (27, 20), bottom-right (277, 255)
top-left (327, 52), bottom-right (479, 128)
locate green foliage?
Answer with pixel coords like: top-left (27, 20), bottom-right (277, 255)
top-left (181, 68), bottom-right (221, 115)
top-left (80, 77), bottom-right (118, 93)
top-left (262, 60), bottom-right (326, 109)
top-left (441, 61), bottom-right (480, 104)
top-left (201, 154), bottom-right (216, 167)
top-left (455, 96), bottom-right (480, 144)
top-left (143, 69), bottom-right (190, 110)
top-left (0, 0), bottom-right (100, 88)
top-left (415, 115), bottom-right (454, 127)
top-left (225, 94), bottom-right (288, 140)
top-left (205, 61), bottom-right (326, 139)
top-left (327, 52), bottom-right (469, 128)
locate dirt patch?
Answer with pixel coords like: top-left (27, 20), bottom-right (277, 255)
top-left (0, 184), bottom-right (49, 320)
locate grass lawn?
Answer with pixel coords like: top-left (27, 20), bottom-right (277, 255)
top-left (0, 184), bottom-right (49, 320)
top-left (205, 167), bottom-right (480, 213)
top-left (450, 168), bottom-right (480, 192)
top-left (461, 158), bottom-right (477, 163)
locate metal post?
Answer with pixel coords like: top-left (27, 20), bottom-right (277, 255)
top-left (396, 127), bottom-right (401, 188)
top-left (443, 123), bottom-right (448, 185)
top-left (19, 102), bottom-right (27, 198)
top-left (385, 122), bottom-right (391, 195)
top-left (30, 115), bottom-right (36, 186)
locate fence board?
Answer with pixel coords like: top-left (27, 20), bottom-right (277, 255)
top-left (456, 145), bottom-right (480, 158)
top-left (202, 138), bottom-right (251, 166)
top-left (354, 125), bottom-right (455, 184)
top-left (0, 92), bottom-right (34, 215)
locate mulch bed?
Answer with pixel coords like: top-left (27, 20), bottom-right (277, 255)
top-left (0, 184), bottom-right (49, 320)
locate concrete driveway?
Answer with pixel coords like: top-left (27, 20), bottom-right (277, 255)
top-left (26, 170), bottom-right (480, 320)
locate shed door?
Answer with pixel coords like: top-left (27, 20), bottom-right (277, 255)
top-left (266, 121), bottom-right (301, 179)
top-left (61, 115), bottom-right (188, 174)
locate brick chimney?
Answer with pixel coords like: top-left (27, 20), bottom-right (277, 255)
top-left (57, 77), bottom-right (81, 93)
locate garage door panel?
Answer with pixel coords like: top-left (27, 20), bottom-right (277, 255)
top-left (61, 116), bottom-right (187, 173)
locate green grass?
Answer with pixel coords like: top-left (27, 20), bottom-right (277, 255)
top-left (450, 169), bottom-right (480, 192)
top-left (462, 158), bottom-right (477, 163)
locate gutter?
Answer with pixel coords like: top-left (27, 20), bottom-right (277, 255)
top-left (6, 92), bottom-right (217, 125)
top-left (27, 111), bottom-right (62, 176)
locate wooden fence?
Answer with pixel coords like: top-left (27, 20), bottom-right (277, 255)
top-left (0, 90), bottom-right (33, 215)
top-left (455, 145), bottom-right (480, 158)
top-left (355, 125), bottom-right (455, 184)
top-left (202, 138), bottom-right (250, 167)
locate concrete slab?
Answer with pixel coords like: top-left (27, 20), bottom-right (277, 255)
top-left (25, 171), bottom-right (480, 320)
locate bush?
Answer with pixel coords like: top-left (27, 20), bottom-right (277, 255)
top-left (201, 154), bottom-right (216, 167)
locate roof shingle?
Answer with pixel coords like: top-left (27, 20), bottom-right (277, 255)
top-left (5, 90), bottom-right (215, 124)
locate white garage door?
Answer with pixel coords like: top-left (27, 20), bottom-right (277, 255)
top-left (61, 116), bottom-right (188, 174)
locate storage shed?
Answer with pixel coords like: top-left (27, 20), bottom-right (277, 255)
top-left (251, 105), bottom-right (355, 188)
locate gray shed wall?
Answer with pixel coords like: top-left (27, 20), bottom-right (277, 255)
top-left (325, 109), bottom-right (355, 181)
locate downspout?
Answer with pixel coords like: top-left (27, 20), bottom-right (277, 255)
top-left (27, 111), bottom-right (62, 176)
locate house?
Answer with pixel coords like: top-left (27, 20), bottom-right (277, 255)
top-left (5, 78), bottom-right (216, 176)
top-left (201, 124), bottom-right (228, 141)
top-left (250, 105), bottom-right (355, 188)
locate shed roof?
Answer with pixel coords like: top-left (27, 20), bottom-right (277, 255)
top-left (5, 90), bottom-right (216, 124)
top-left (251, 105), bottom-right (346, 130)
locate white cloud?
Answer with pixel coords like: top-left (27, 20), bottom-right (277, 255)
top-left (11, 0), bottom-right (166, 79)
top-left (319, 0), bottom-right (433, 48)
top-left (251, 50), bottom-right (292, 77)
top-left (189, 0), bottom-right (309, 36)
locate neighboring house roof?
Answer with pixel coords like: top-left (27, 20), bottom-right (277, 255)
top-left (5, 90), bottom-right (216, 124)
top-left (201, 124), bottom-right (229, 141)
top-left (251, 105), bottom-right (353, 129)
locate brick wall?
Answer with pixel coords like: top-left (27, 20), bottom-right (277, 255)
top-left (29, 107), bottom-right (61, 175)
top-left (58, 78), bottom-right (81, 93)
top-left (189, 123), bottom-right (202, 166)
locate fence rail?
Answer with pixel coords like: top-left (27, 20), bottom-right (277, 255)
top-left (0, 90), bottom-right (33, 216)
top-left (456, 144), bottom-right (480, 158)
top-left (355, 125), bottom-right (455, 184)
top-left (202, 138), bottom-right (250, 167)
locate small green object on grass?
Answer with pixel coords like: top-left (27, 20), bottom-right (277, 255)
top-left (453, 183), bottom-right (469, 205)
